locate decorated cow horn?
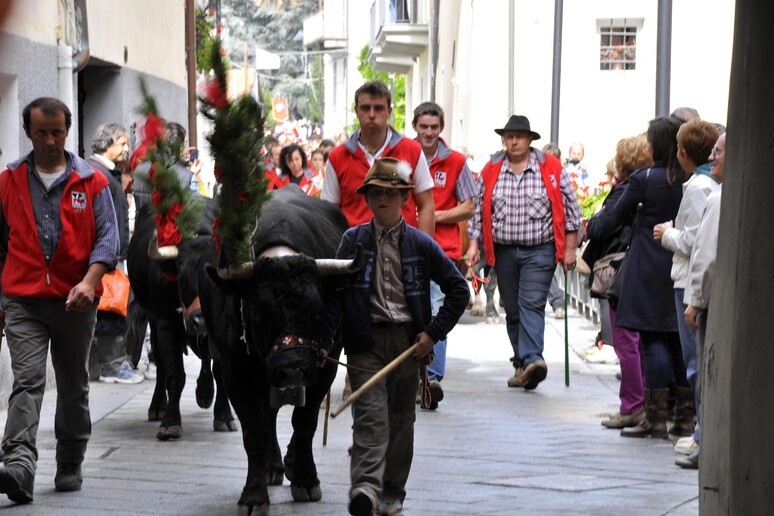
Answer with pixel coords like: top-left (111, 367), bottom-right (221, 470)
top-left (315, 242), bottom-right (365, 276)
top-left (314, 258), bottom-right (359, 276)
top-left (148, 231), bottom-right (179, 260)
top-left (216, 262), bottom-right (255, 280)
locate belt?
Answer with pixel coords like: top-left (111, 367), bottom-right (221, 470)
top-left (371, 320), bottom-right (413, 330)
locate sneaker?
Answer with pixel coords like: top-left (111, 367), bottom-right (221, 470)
top-left (100, 363), bottom-right (144, 384)
top-left (674, 435), bottom-right (699, 455)
top-left (426, 380), bottom-right (444, 410)
top-left (144, 362), bottom-right (157, 381)
top-left (553, 307), bottom-right (566, 319)
top-left (578, 342), bottom-right (602, 360)
top-left (585, 344), bottom-right (619, 364)
top-left (54, 463), bottom-right (82, 492)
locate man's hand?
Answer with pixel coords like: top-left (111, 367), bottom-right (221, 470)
top-left (66, 281), bottom-right (97, 312)
top-left (466, 240), bottom-right (480, 267)
top-left (412, 332), bottom-right (435, 362)
top-left (684, 305), bottom-right (701, 330)
top-left (563, 246), bottom-right (577, 272)
top-left (317, 348), bottom-right (328, 368)
top-left (653, 221), bottom-right (673, 241)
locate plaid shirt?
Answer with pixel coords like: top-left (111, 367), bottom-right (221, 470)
top-left (469, 150), bottom-right (581, 245)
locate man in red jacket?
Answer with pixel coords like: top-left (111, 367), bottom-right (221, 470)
top-left (322, 80), bottom-right (435, 236)
top-left (0, 98), bottom-right (119, 503)
top-left (412, 102), bottom-right (476, 409)
top-left (466, 115), bottom-right (581, 390)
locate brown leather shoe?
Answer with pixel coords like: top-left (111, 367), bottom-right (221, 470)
top-left (601, 409), bottom-right (645, 428)
top-left (519, 360), bottom-right (548, 390)
top-left (507, 367), bottom-right (525, 387)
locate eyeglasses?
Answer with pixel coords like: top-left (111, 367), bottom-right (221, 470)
top-left (710, 147), bottom-right (725, 157)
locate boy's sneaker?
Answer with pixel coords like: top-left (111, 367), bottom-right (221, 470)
top-left (99, 363), bottom-right (144, 384)
top-left (144, 362), bottom-right (157, 381)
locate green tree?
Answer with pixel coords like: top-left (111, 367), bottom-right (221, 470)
top-left (348, 44), bottom-right (406, 133)
top-left (220, 0), bottom-right (320, 122)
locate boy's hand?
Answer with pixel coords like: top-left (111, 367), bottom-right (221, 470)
top-left (413, 332), bottom-right (435, 362)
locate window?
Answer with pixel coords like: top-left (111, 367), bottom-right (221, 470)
top-left (599, 22), bottom-right (637, 70)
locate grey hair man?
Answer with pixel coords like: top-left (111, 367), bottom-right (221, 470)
top-left (87, 123), bottom-right (144, 385)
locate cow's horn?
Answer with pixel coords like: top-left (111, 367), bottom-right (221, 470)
top-left (315, 243), bottom-right (365, 276)
top-left (148, 232), bottom-right (179, 260)
top-left (216, 263), bottom-right (255, 279)
top-left (315, 258), bottom-right (358, 276)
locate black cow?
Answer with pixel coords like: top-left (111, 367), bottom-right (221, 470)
top-left (127, 198), bottom-right (236, 440)
top-left (201, 186), bottom-right (360, 515)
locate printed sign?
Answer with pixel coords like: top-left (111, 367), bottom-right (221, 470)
top-left (434, 170), bottom-right (447, 188)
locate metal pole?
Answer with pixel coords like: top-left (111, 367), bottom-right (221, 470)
top-left (550, 0), bottom-right (563, 144)
top-left (655, 0), bottom-right (673, 116)
top-left (185, 0), bottom-right (197, 147)
top-left (508, 0), bottom-right (514, 115)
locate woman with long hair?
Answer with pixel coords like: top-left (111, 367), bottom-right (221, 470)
top-left (604, 116), bottom-right (688, 438)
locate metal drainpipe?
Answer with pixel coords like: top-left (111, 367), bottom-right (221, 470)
top-left (508, 0), bottom-right (514, 116)
top-left (550, 0), bottom-right (563, 144)
top-left (58, 41), bottom-right (76, 152)
top-left (655, 0), bottom-right (672, 116)
top-left (429, 0), bottom-right (439, 102)
top-left (185, 0), bottom-right (198, 148)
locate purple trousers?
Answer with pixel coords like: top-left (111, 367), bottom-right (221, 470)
top-left (609, 306), bottom-right (645, 414)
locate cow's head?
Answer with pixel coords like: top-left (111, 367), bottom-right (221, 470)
top-left (207, 245), bottom-right (362, 408)
top-left (149, 231), bottom-right (215, 337)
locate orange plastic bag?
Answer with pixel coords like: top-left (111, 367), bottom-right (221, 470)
top-left (97, 268), bottom-right (130, 317)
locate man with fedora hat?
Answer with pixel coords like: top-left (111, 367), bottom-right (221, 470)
top-left (466, 115), bottom-right (581, 390)
top-left (323, 157), bottom-right (468, 516)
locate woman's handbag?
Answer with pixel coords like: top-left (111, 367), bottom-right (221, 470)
top-left (604, 167), bottom-right (652, 308)
top-left (97, 268), bottom-right (131, 318)
top-left (604, 253), bottom-right (629, 306)
top-left (590, 251), bottom-right (626, 297)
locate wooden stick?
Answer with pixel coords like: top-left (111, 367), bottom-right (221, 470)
top-left (322, 389), bottom-right (331, 446)
top-left (331, 343), bottom-right (419, 419)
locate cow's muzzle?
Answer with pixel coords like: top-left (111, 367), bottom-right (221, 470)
top-left (269, 372), bottom-right (306, 409)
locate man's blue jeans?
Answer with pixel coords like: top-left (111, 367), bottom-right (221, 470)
top-left (428, 281), bottom-right (446, 381)
top-left (674, 288), bottom-right (697, 391)
top-left (494, 242), bottom-right (556, 368)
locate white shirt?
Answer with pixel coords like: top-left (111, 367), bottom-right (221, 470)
top-left (321, 128), bottom-right (434, 206)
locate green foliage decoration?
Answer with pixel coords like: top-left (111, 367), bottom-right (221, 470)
top-left (134, 79), bottom-right (203, 246)
top-left (199, 39), bottom-right (270, 264)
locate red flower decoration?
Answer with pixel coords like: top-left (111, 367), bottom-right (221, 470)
top-left (152, 189), bottom-right (163, 208)
top-left (158, 218), bottom-right (183, 247)
top-left (214, 165), bottom-right (222, 181)
top-left (167, 202), bottom-right (184, 221)
top-left (238, 189), bottom-right (248, 203)
top-left (202, 79), bottom-right (228, 110)
top-left (143, 113), bottom-right (165, 146)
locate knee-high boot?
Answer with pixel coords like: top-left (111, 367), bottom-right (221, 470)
top-left (669, 386), bottom-right (696, 437)
top-left (620, 388), bottom-right (669, 439)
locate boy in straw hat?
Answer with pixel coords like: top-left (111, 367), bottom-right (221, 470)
top-left (323, 157), bottom-right (468, 515)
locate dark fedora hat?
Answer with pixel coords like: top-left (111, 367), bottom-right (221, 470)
top-left (494, 115), bottom-right (541, 140)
